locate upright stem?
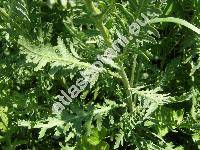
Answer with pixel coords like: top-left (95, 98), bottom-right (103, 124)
top-left (97, 22), bottom-right (112, 46)
top-left (84, 0), bottom-right (134, 112)
top-left (118, 67), bottom-right (133, 112)
top-left (84, 0), bottom-right (99, 15)
top-left (135, 0), bottom-right (145, 18)
top-left (84, 0), bottom-right (112, 46)
top-left (130, 54), bottom-right (138, 87)
top-left (133, 59), bottom-right (142, 106)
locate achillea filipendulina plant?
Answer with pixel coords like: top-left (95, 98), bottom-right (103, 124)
top-left (0, 0), bottom-right (200, 149)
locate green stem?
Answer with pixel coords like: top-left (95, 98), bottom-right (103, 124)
top-left (149, 17), bottom-right (200, 34)
top-left (84, 0), bottom-right (99, 15)
top-left (0, 8), bottom-right (8, 21)
top-left (133, 59), bottom-right (142, 106)
top-left (130, 54), bottom-right (138, 87)
top-left (135, 0), bottom-right (145, 18)
top-left (118, 66), bottom-right (133, 112)
top-left (97, 21), bottom-right (112, 46)
top-left (84, 0), bottom-right (112, 46)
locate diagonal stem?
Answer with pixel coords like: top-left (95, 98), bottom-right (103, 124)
top-left (83, 0), bottom-right (112, 46)
top-left (149, 17), bottom-right (200, 34)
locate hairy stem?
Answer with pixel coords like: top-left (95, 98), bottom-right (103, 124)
top-left (135, 0), bottom-right (145, 18)
top-left (133, 59), bottom-right (142, 106)
top-left (130, 54), bottom-right (138, 87)
top-left (118, 66), bottom-right (133, 112)
top-left (0, 8), bottom-right (8, 21)
top-left (84, 0), bottom-right (99, 15)
top-left (84, 0), bottom-right (112, 46)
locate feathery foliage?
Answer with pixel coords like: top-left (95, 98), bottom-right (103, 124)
top-left (0, 0), bottom-right (200, 149)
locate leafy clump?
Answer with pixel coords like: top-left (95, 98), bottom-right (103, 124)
top-left (0, 0), bottom-right (200, 149)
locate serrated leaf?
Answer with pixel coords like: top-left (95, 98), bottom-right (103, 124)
top-left (94, 114), bottom-right (103, 131)
top-left (87, 128), bottom-right (100, 146)
top-left (38, 128), bottom-right (47, 139)
top-left (114, 131), bottom-right (124, 149)
top-left (18, 37), bottom-right (92, 73)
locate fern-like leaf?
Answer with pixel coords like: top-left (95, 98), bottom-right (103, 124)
top-left (18, 37), bottom-right (92, 72)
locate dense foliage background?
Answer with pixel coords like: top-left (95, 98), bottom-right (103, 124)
top-left (0, 0), bottom-right (200, 149)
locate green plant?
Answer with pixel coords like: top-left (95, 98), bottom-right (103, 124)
top-left (0, 0), bottom-right (200, 149)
